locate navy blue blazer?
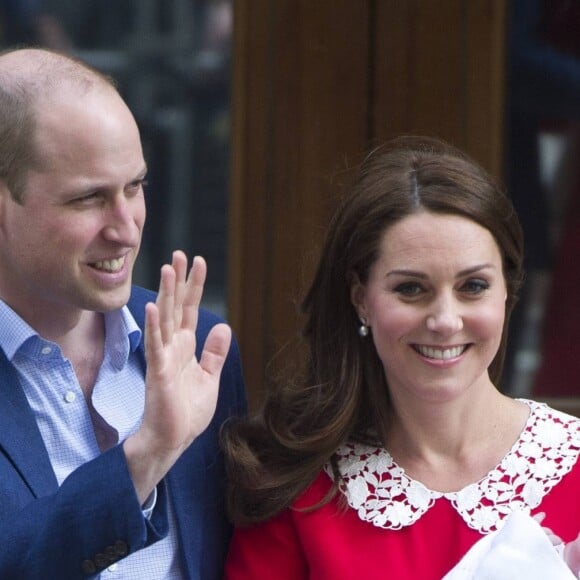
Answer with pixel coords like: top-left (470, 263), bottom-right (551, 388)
top-left (0, 286), bottom-right (247, 579)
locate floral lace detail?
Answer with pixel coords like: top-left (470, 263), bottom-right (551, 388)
top-left (325, 400), bottom-right (580, 534)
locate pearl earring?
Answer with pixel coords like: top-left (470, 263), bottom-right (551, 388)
top-left (358, 318), bottom-right (369, 337)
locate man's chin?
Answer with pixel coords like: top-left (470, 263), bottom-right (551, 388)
top-left (86, 285), bottom-right (132, 313)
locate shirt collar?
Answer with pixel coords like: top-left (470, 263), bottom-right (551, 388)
top-left (0, 300), bottom-right (38, 360)
top-left (107, 305), bottom-right (142, 352)
top-left (0, 299), bottom-right (142, 362)
top-left (104, 307), bottom-right (142, 370)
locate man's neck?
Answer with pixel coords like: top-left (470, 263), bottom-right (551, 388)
top-left (56, 311), bottom-right (106, 398)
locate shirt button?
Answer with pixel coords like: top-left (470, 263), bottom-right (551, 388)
top-left (64, 391), bottom-right (76, 403)
top-left (108, 563), bottom-right (118, 572)
top-left (41, 346), bottom-right (52, 355)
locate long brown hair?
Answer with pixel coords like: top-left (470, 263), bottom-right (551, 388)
top-left (222, 136), bottom-right (524, 525)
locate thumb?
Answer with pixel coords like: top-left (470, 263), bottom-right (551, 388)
top-left (200, 323), bottom-right (232, 376)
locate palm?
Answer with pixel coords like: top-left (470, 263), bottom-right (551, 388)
top-left (142, 252), bottom-right (232, 456)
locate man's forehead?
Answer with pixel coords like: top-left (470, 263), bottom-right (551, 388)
top-left (0, 49), bottom-right (109, 98)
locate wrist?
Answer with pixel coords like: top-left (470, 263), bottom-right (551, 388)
top-left (123, 432), bottom-right (174, 504)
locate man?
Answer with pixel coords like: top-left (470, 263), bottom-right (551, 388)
top-left (0, 47), bottom-right (246, 578)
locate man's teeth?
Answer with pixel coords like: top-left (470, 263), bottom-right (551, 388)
top-left (416, 345), bottom-right (465, 360)
top-left (93, 256), bottom-right (125, 272)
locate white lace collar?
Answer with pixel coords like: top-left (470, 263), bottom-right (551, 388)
top-left (326, 400), bottom-right (580, 534)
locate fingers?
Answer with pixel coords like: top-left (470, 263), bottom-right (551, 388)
top-left (157, 264), bottom-right (176, 344)
top-left (144, 301), bottom-right (163, 369)
top-left (532, 512), bottom-right (546, 524)
top-left (200, 322), bottom-right (232, 376)
top-left (172, 250), bottom-right (188, 330)
top-left (156, 252), bottom-right (206, 343)
top-left (182, 255), bottom-right (207, 333)
top-left (564, 533), bottom-right (580, 574)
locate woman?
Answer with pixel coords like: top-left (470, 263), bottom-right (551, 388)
top-left (222, 137), bottom-right (580, 579)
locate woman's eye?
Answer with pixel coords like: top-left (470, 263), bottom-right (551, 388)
top-left (394, 282), bottom-right (424, 297)
top-left (462, 279), bottom-right (490, 295)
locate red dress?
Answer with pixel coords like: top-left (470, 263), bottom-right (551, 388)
top-left (225, 401), bottom-right (580, 579)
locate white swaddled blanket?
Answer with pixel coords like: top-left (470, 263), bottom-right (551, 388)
top-left (443, 510), bottom-right (576, 580)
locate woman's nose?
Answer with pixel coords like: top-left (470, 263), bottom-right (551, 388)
top-left (426, 296), bottom-right (463, 334)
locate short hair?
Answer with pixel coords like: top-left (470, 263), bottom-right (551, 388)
top-left (0, 47), bottom-right (117, 203)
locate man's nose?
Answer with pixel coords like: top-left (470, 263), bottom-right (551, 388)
top-left (101, 196), bottom-right (142, 246)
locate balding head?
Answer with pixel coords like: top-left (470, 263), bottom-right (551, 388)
top-left (0, 48), bottom-right (118, 202)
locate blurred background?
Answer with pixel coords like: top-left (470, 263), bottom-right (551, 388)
top-left (2, 1), bottom-right (578, 409)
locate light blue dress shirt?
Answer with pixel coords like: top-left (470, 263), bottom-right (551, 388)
top-left (0, 300), bottom-right (184, 579)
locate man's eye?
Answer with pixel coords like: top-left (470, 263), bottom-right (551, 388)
top-left (394, 282), bottom-right (424, 297)
top-left (127, 179), bottom-right (148, 193)
top-left (71, 192), bottom-right (100, 204)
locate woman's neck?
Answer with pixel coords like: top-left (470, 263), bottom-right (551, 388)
top-left (384, 389), bottom-right (529, 492)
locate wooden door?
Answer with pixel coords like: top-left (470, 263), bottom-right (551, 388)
top-left (230, 0), bottom-right (507, 408)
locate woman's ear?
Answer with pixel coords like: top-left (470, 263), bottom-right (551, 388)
top-left (349, 272), bottom-right (367, 321)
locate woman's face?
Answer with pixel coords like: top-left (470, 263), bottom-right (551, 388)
top-left (351, 211), bottom-right (507, 405)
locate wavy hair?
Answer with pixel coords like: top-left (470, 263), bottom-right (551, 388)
top-left (222, 136), bottom-right (524, 525)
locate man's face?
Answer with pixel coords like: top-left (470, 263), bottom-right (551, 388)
top-left (0, 86), bottom-right (147, 324)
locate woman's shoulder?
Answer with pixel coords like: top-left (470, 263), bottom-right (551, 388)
top-left (292, 470), bottom-right (336, 510)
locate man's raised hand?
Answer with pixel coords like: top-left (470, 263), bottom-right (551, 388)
top-left (124, 252), bottom-right (232, 503)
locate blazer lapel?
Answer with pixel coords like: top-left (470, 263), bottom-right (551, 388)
top-left (0, 351), bottom-right (58, 497)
